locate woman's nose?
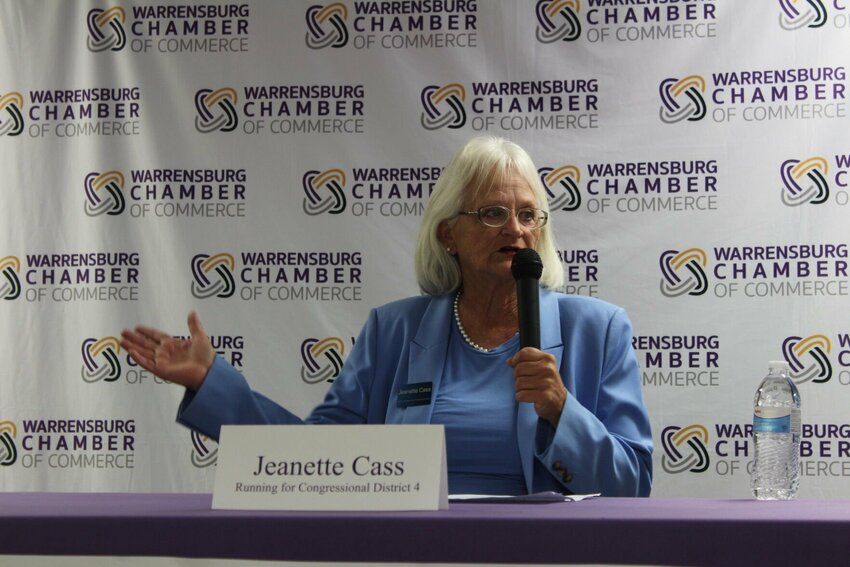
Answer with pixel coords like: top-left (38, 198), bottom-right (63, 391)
top-left (500, 213), bottom-right (523, 237)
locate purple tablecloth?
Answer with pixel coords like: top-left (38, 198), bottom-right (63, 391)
top-left (1, 492), bottom-right (849, 566)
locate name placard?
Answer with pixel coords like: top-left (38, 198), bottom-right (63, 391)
top-left (212, 424), bottom-right (448, 511)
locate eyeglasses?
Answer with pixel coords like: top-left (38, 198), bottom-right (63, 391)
top-left (458, 205), bottom-right (549, 229)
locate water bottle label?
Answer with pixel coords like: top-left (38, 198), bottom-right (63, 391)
top-left (791, 408), bottom-right (801, 435)
top-left (753, 414), bottom-right (791, 433)
top-left (754, 406), bottom-right (790, 419)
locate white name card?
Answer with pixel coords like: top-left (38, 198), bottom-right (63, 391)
top-left (212, 424), bottom-right (448, 511)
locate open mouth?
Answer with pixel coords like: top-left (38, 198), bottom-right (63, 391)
top-left (499, 246), bottom-right (521, 255)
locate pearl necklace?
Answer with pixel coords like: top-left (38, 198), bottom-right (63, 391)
top-left (453, 291), bottom-right (490, 353)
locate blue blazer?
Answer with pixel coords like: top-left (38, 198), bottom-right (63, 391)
top-left (178, 289), bottom-right (653, 496)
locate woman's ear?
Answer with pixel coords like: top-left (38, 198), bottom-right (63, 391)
top-left (438, 220), bottom-right (455, 254)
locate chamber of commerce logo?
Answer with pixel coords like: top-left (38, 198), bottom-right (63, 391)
top-left (661, 424), bottom-right (710, 473)
top-left (91, 5), bottom-right (250, 54)
top-left (300, 166), bottom-right (435, 218)
top-left (305, 1), bottom-right (476, 50)
top-left (191, 253), bottom-right (236, 299)
top-left (659, 248), bottom-right (708, 297)
top-left (301, 337), bottom-right (346, 383)
top-left (82, 337), bottom-right (122, 383)
top-left (420, 84), bottom-right (466, 130)
top-left (306, 3), bottom-right (349, 49)
top-left (84, 171), bottom-right (126, 216)
top-left (0, 421), bottom-right (17, 466)
top-left (540, 165), bottom-right (582, 211)
top-left (0, 92), bottom-right (24, 136)
top-left (780, 157), bottom-right (829, 206)
top-left (0, 256), bottom-right (21, 300)
top-left (783, 334), bottom-right (832, 384)
top-left (303, 169), bottom-right (347, 215)
top-left (18, 86), bottom-right (140, 138)
top-left (90, 168), bottom-right (247, 219)
top-left (87, 7), bottom-right (127, 52)
top-left (191, 430), bottom-right (217, 467)
top-left (778, 0), bottom-right (827, 30)
top-left (194, 88), bottom-right (238, 133)
top-left (659, 76), bottom-right (706, 123)
top-left (535, 0), bottom-right (581, 43)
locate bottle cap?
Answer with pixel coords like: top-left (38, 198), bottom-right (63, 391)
top-left (768, 360), bottom-right (790, 371)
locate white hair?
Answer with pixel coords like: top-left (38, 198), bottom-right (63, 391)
top-left (415, 136), bottom-right (563, 295)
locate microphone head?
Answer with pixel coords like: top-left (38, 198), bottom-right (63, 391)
top-left (511, 248), bottom-right (543, 280)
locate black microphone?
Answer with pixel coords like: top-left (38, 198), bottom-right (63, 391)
top-left (511, 248), bottom-right (543, 349)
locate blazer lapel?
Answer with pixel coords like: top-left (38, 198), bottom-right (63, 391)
top-left (398, 294), bottom-right (453, 424)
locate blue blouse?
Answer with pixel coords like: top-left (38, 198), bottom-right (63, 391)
top-left (430, 322), bottom-right (526, 495)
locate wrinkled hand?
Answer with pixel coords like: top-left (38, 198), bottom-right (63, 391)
top-left (508, 347), bottom-right (567, 428)
top-left (120, 311), bottom-right (215, 391)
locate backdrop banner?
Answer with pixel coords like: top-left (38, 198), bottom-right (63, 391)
top-left (2, 0), bottom-right (849, 499)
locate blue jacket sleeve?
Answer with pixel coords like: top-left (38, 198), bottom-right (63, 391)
top-left (534, 307), bottom-right (653, 497)
top-left (176, 357), bottom-right (304, 440)
top-left (176, 308), bottom-right (384, 440)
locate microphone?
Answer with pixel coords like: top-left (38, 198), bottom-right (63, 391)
top-left (511, 248), bottom-right (543, 349)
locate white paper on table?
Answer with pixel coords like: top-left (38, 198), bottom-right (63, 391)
top-left (449, 491), bottom-right (600, 503)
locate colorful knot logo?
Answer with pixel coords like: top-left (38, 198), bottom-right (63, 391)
top-left (87, 7), bottom-right (126, 52)
top-left (779, 0), bottom-right (827, 29)
top-left (421, 84), bottom-right (467, 130)
top-left (301, 337), bottom-right (346, 384)
top-left (0, 256), bottom-right (21, 301)
top-left (84, 171), bottom-right (126, 216)
top-left (194, 88), bottom-right (239, 133)
top-left (303, 169), bottom-right (347, 215)
top-left (82, 337), bottom-right (122, 383)
top-left (191, 253), bottom-right (236, 299)
top-left (659, 248), bottom-right (708, 297)
top-left (783, 334), bottom-right (832, 384)
top-left (780, 157), bottom-right (829, 206)
top-left (535, 0), bottom-right (582, 43)
top-left (0, 421), bottom-right (17, 466)
top-left (661, 424), bottom-right (710, 474)
top-left (659, 76), bottom-right (706, 124)
top-left (305, 3), bottom-right (349, 49)
top-left (0, 92), bottom-right (24, 137)
top-left (191, 430), bottom-right (218, 468)
top-left (540, 165), bottom-right (582, 211)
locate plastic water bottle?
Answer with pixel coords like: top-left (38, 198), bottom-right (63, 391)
top-left (750, 360), bottom-right (801, 500)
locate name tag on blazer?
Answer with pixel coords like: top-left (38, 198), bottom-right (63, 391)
top-left (397, 382), bottom-right (433, 408)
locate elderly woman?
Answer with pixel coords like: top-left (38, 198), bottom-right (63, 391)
top-left (121, 136), bottom-right (653, 497)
